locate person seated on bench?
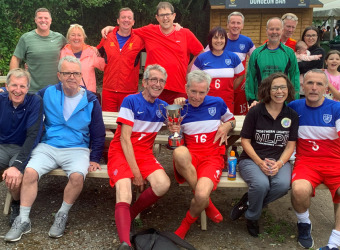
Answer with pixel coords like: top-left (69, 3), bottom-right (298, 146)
top-left (172, 70), bottom-right (235, 239)
top-left (230, 72), bottom-right (298, 237)
top-left (289, 69), bottom-right (340, 250)
top-left (107, 64), bottom-right (171, 249)
top-left (4, 56), bottom-right (105, 242)
top-left (1, 68), bottom-right (43, 226)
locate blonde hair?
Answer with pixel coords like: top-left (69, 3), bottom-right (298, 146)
top-left (66, 24), bottom-right (87, 42)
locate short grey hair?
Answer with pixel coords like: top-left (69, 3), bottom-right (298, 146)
top-left (227, 12), bottom-right (244, 24)
top-left (266, 17), bottom-right (283, 29)
top-left (58, 56), bottom-right (82, 72)
top-left (35, 8), bottom-right (51, 18)
top-left (186, 70), bottom-right (211, 92)
top-left (304, 69), bottom-right (328, 86)
top-left (281, 13), bottom-right (298, 23)
top-left (6, 68), bottom-right (31, 89)
top-left (143, 64), bottom-right (167, 81)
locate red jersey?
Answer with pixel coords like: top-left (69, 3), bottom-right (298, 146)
top-left (97, 27), bottom-right (144, 93)
top-left (134, 25), bottom-right (203, 94)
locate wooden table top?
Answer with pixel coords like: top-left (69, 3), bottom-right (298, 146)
top-left (102, 111), bottom-right (244, 135)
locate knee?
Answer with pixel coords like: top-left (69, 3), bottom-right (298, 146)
top-left (292, 181), bottom-right (312, 200)
top-left (23, 168), bottom-right (39, 184)
top-left (152, 175), bottom-right (170, 196)
top-left (250, 179), bottom-right (270, 194)
top-left (69, 173), bottom-right (84, 187)
top-left (117, 189), bottom-right (132, 204)
top-left (194, 189), bottom-right (210, 207)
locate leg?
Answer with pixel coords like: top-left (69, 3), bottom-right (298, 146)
top-left (263, 162), bottom-right (292, 206)
top-left (173, 146), bottom-right (197, 189)
top-left (291, 179), bottom-right (314, 249)
top-left (239, 159), bottom-right (270, 221)
top-left (323, 189), bottom-right (340, 249)
top-left (175, 177), bottom-right (214, 239)
top-left (130, 169), bottom-right (170, 220)
top-left (63, 172), bottom-right (84, 204)
top-left (115, 178), bottom-right (133, 246)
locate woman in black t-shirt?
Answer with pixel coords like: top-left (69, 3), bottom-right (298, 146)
top-left (229, 72), bottom-right (299, 237)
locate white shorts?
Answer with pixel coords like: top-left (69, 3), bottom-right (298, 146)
top-left (26, 143), bottom-right (90, 179)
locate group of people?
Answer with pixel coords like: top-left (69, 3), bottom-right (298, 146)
top-left (1, 2), bottom-right (340, 250)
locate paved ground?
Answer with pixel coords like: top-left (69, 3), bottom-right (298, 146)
top-left (0, 148), bottom-right (335, 250)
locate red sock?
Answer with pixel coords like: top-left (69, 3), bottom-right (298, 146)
top-left (205, 198), bottom-right (223, 223)
top-left (174, 210), bottom-right (198, 239)
top-left (115, 202), bottom-right (131, 246)
top-left (130, 187), bottom-right (160, 220)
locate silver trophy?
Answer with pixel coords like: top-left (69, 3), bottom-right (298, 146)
top-left (159, 104), bottom-right (188, 149)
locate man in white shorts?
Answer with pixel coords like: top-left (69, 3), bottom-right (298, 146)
top-left (5, 56), bottom-right (105, 242)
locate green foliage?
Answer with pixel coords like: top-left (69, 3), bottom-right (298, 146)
top-left (0, 0), bottom-right (208, 76)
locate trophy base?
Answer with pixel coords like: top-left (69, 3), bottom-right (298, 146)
top-left (167, 136), bottom-right (184, 150)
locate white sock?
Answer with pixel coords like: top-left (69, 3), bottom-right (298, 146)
top-left (19, 206), bottom-right (31, 222)
top-left (328, 229), bottom-right (340, 249)
top-left (295, 209), bottom-right (311, 224)
top-left (58, 201), bottom-right (73, 214)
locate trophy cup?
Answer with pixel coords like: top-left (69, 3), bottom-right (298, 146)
top-left (159, 104), bottom-right (188, 149)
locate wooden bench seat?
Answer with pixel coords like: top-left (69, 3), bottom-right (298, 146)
top-left (179, 171), bottom-right (328, 230)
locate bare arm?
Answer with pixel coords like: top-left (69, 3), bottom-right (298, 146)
top-left (233, 75), bottom-right (245, 90)
top-left (187, 50), bottom-right (204, 72)
top-left (9, 56), bottom-right (21, 70)
top-left (120, 124), bottom-right (146, 191)
top-left (328, 83), bottom-right (340, 100)
top-left (101, 26), bottom-right (115, 39)
top-left (213, 120), bottom-right (235, 146)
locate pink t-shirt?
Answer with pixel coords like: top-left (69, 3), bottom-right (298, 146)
top-left (325, 69), bottom-right (340, 100)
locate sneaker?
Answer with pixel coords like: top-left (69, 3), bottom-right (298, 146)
top-left (48, 211), bottom-right (68, 238)
top-left (318, 247), bottom-right (339, 250)
top-left (9, 200), bottom-right (20, 226)
top-left (297, 222), bottom-right (314, 249)
top-left (230, 192), bottom-right (248, 221)
top-left (4, 216), bottom-right (31, 242)
top-left (117, 242), bottom-right (132, 250)
top-left (246, 219), bottom-right (259, 237)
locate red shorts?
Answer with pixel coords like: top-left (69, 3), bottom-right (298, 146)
top-left (158, 89), bottom-right (187, 105)
top-left (234, 81), bottom-right (248, 115)
top-left (292, 158), bottom-right (340, 203)
top-left (102, 90), bottom-right (136, 112)
top-left (174, 152), bottom-right (224, 191)
top-left (107, 150), bottom-right (163, 187)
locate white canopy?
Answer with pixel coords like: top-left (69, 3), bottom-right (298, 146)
top-left (313, 0), bottom-right (340, 18)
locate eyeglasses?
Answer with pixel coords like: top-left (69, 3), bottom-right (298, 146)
top-left (157, 13), bottom-right (173, 18)
top-left (70, 24), bottom-right (83, 28)
top-left (271, 85), bottom-right (287, 92)
top-left (282, 14), bottom-right (298, 22)
top-left (305, 34), bottom-right (317, 38)
top-left (147, 78), bottom-right (166, 84)
top-left (60, 72), bottom-right (82, 78)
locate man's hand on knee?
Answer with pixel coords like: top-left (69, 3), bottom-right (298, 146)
top-left (2, 167), bottom-right (23, 189)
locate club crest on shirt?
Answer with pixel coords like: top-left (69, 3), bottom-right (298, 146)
top-left (281, 118), bottom-right (291, 128)
top-left (323, 114), bottom-right (332, 123)
top-left (225, 59), bottom-right (231, 66)
top-left (208, 107), bottom-right (216, 116)
top-left (156, 110), bottom-right (162, 118)
top-left (239, 44), bottom-right (245, 51)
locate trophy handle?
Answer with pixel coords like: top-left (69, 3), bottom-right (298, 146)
top-left (181, 104), bottom-right (189, 119)
top-left (158, 103), bottom-right (168, 120)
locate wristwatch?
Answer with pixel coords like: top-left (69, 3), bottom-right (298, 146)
top-left (229, 121), bottom-right (235, 129)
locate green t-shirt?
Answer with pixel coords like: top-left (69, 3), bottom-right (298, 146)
top-left (13, 30), bottom-right (66, 92)
top-left (245, 43), bottom-right (300, 102)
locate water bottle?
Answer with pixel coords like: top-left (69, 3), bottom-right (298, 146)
top-left (228, 150), bottom-right (237, 181)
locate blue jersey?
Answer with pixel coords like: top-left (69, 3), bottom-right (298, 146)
top-left (288, 98), bottom-right (340, 161)
top-left (225, 34), bottom-right (255, 65)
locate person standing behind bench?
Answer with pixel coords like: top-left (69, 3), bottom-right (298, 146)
top-left (245, 17), bottom-right (300, 106)
top-left (10, 8), bottom-right (66, 92)
top-left (230, 72), bottom-right (299, 237)
top-left (4, 56), bottom-right (105, 242)
top-left (60, 24), bottom-right (105, 94)
top-left (107, 64), bottom-right (171, 249)
top-left (172, 70), bottom-right (236, 239)
top-left (0, 69), bottom-right (44, 226)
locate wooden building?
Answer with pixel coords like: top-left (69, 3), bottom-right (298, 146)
top-left (208, 0), bottom-right (323, 47)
